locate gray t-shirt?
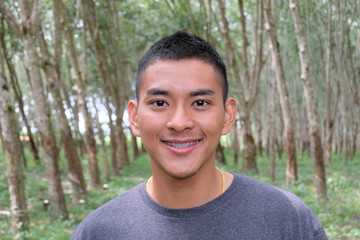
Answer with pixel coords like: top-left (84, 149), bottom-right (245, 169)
top-left (71, 173), bottom-right (327, 239)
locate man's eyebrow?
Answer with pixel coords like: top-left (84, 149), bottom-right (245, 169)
top-left (189, 89), bottom-right (216, 97)
top-left (146, 88), bottom-right (171, 96)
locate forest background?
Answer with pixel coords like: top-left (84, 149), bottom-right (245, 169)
top-left (0, 0), bottom-right (359, 239)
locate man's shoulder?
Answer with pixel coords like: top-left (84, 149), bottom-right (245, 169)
top-left (232, 173), bottom-right (312, 214)
top-left (231, 173), bottom-right (326, 239)
top-left (70, 183), bottom-right (145, 239)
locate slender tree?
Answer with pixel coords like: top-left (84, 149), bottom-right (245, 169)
top-left (92, 94), bottom-right (110, 181)
top-left (217, 0), bottom-right (266, 172)
top-left (0, 0), bottom-right (69, 219)
top-left (231, 122), bottom-right (240, 168)
top-left (131, 131), bottom-right (140, 160)
top-left (37, 6), bottom-right (87, 203)
top-left (323, 0), bottom-right (340, 165)
top-left (0, 28), bottom-right (29, 235)
top-left (263, 0), bottom-right (298, 186)
top-left (289, 0), bottom-right (327, 198)
top-left (81, 0), bottom-right (129, 174)
top-left (58, 0), bottom-right (102, 189)
top-left (0, 23), bottom-right (40, 165)
top-left (107, 0), bottom-right (130, 169)
top-left (103, 98), bottom-right (120, 176)
top-left (266, 76), bottom-right (277, 182)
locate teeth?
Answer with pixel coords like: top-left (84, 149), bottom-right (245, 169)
top-left (165, 140), bottom-right (200, 149)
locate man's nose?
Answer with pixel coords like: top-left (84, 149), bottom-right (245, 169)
top-left (166, 105), bottom-right (195, 132)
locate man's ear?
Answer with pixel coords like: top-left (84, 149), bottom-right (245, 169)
top-left (221, 98), bottom-right (237, 135)
top-left (128, 100), bottom-right (141, 137)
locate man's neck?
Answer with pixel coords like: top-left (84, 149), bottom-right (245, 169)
top-left (147, 166), bottom-right (233, 209)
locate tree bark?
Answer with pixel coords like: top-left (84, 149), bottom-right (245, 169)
top-left (59, 0), bottom-right (101, 189)
top-left (81, 0), bottom-right (129, 172)
top-left (290, 0), bottom-right (327, 198)
top-left (131, 132), bottom-right (140, 160)
top-left (216, 143), bottom-right (227, 165)
top-left (59, 73), bottom-right (84, 156)
top-left (0, 121), bottom-right (3, 153)
top-left (217, 0), bottom-right (265, 172)
top-left (232, 122), bottom-right (240, 168)
top-left (0, 26), bottom-right (40, 165)
top-left (254, 107), bottom-right (263, 157)
top-left (324, 0), bottom-right (340, 166)
top-left (267, 78), bottom-right (276, 182)
top-left (344, 5), bottom-right (360, 158)
top-left (38, 10), bottom-right (87, 203)
top-left (92, 95), bottom-right (110, 181)
top-left (25, 15), bottom-right (68, 220)
top-left (240, 112), bottom-right (258, 172)
top-left (0, 35), bottom-right (29, 235)
top-left (264, 0), bottom-right (298, 187)
top-left (103, 99), bottom-right (120, 176)
top-left (2, 0), bottom-right (69, 219)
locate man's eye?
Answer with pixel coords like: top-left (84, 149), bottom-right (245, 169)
top-left (193, 100), bottom-right (207, 107)
top-left (152, 100), bottom-right (166, 107)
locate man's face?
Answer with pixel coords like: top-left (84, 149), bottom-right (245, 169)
top-left (128, 59), bottom-right (236, 179)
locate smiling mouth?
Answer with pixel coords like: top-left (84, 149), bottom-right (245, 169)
top-left (163, 140), bottom-right (201, 149)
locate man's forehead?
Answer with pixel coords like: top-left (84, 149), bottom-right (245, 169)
top-left (137, 58), bottom-right (224, 100)
top-left (143, 59), bottom-right (219, 75)
top-left (144, 88), bottom-right (216, 97)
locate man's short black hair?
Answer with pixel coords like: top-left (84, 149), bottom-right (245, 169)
top-left (136, 31), bottom-right (228, 103)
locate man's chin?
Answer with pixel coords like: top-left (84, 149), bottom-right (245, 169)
top-left (166, 169), bottom-right (198, 180)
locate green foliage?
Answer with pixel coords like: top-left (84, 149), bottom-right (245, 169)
top-left (0, 148), bottom-right (151, 239)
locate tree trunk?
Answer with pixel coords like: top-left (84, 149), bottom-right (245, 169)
top-left (38, 23), bottom-right (87, 204)
top-left (92, 95), bottom-right (110, 181)
top-left (103, 99), bottom-right (120, 176)
top-left (45, 1), bottom-right (86, 204)
top-left (238, 0), bottom-right (265, 172)
top-left (290, 0), bottom-right (327, 198)
top-left (275, 133), bottom-right (283, 159)
top-left (264, 0), bottom-right (298, 187)
top-left (300, 107), bottom-right (310, 157)
top-left (240, 112), bottom-right (258, 173)
top-left (0, 121), bottom-right (3, 152)
top-left (81, 0), bottom-right (130, 171)
top-left (324, 0), bottom-right (340, 166)
top-left (117, 123), bottom-right (130, 169)
top-left (343, 4), bottom-right (360, 159)
top-left (232, 122), bottom-right (240, 168)
top-left (254, 108), bottom-right (263, 157)
top-left (267, 79), bottom-right (276, 182)
top-left (216, 143), bottom-right (227, 165)
top-left (1, 0), bottom-right (70, 219)
top-left (25, 27), bottom-right (68, 220)
top-left (217, 0), bottom-right (265, 172)
top-left (0, 31), bottom-right (40, 165)
top-left (60, 0), bottom-right (101, 189)
top-left (131, 132), bottom-right (140, 160)
top-left (51, 78), bottom-right (87, 203)
top-left (0, 39), bottom-right (29, 235)
top-left (108, 0), bottom-right (131, 169)
top-left (59, 74), bottom-right (84, 157)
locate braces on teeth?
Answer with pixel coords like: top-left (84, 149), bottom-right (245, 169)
top-left (165, 140), bottom-right (200, 149)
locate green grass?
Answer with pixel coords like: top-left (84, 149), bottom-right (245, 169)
top-left (0, 149), bottom-right (359, 239)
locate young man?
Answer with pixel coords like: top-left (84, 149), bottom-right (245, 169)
top-left (71, 31), bottom-right (327, 239)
